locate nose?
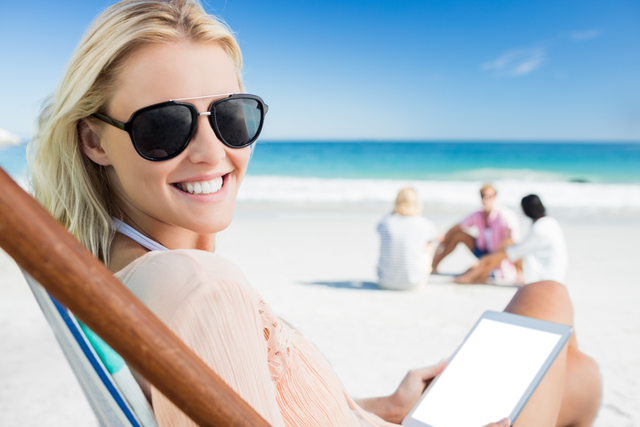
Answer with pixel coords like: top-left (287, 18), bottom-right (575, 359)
top-left (186, 113), bottom-right (226, 166)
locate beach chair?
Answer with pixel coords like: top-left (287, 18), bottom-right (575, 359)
top-left (23, 271), bottom-right (158, 427)
top-left (1, 166), bottom-right (270, 427)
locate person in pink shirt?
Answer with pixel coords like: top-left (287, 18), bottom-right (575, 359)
top-left (432, 184), bottom-right (521, 281)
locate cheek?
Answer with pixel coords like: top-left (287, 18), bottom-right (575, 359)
top-left (105, 137), bottom-right (174, 205)
top-left (229, 146), bottom-right (252, 181)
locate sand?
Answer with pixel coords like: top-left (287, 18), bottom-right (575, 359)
top-left (1, 202), bottom-right (638, 426)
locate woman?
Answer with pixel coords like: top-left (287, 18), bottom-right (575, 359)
top-left (29, 1), bottom-right (601, 426)
top-left (377, 187), bottom-right (442, 290)
top-left (505, 195), bottom-right (568, 284)
top-left (455, 195), bottom-right (567, 285)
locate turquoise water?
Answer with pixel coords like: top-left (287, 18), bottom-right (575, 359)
top-left (248, 142), bottom-right (640, 183)
top-left (2, 141), bottom-right (640, 183)
top-left (0, 144), bottom-right (27, 179)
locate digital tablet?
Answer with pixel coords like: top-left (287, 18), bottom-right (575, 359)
top-left (402, 311), bottom-right (572, 427)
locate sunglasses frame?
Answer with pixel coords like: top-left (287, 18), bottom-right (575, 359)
top-left (92, 93), bottom-right (268, 161)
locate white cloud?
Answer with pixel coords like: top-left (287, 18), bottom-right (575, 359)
top-left (481, 48), bottom-right (546, 77)
top-left (569, 29), bottom-right (602, 41)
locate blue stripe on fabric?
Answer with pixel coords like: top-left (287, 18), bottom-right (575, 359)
top-left (49, 294), bottom-right (141, 427)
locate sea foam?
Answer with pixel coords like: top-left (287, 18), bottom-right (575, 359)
top-left (239, 175), bottom-right (640, 211)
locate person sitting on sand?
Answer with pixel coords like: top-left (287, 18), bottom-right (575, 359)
top-left (377, 187), bottom-right (442, 290)
top-left (28, 1), bottom-right (600, 426)
top-left (432, 183), bottom-right (521, 281)
top-left (455, 195), bottom-right (567, 285)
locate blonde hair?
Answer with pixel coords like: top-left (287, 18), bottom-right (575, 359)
top-left (28, 0), bottom-right (243, 265)
top-left (480, 183), bottom-right (496, 197)
top-left (393, 187), bottom-right (422, 216)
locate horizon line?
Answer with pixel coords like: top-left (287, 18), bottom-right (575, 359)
top-left (2, 138), bottom-right (640, 148)
top-left (258, 139), bottom-right (640, 144)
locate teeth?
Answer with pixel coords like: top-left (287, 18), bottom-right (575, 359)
top-left (179, 177), bottom-right (224, 195)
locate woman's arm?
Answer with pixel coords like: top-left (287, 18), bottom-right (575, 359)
top-left (355, 362), bottom-right (511, 427)
top-left (354, 395), bottom-right (398, 423)
top-left (355, 362), bottom-right (446, 424)
top-left (145, 276), bottom-right (286, 427)
top-left (127, 252), bottom-right (438, 426)
top-left (504, 226), bottom-right (540, 263)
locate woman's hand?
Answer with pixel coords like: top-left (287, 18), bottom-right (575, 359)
top-left (483, 417), bottom-right (510, 427)
top-left (385, 361), bottom-right (447, 423)
top-left (356, 361), bottom-right (510, 426)
top-left (386, 364), bottom-right (511, 427)
top-left (355, 361), bottom-right (446, 423)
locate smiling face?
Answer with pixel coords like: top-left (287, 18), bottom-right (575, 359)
top-left (83, 42), bottom-right (250, 248)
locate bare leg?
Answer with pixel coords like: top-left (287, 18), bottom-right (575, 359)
top-left (455, 237), bottom-right (520, 285)
top-left (454, 252), bottom-right (506, 284)
top-left (504, 281), bottom-right (601, 427)
top-left (432, 225), bottom-right (475, 272)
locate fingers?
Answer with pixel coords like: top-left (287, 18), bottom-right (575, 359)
top-left (483, 417), bottom-right (510, 427)
top-left (411, 360), bottom-right (447, 381)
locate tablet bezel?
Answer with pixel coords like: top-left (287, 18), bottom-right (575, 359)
top-left (401, 310), bottom-right (573, 427)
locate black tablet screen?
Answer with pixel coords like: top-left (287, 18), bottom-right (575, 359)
top-left (408, 318), bottom-right (563, 427)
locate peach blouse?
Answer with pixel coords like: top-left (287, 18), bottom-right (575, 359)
top-left (115, 250), bottom-right (397, 427)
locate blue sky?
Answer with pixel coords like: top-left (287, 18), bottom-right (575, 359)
top-left (0, 0), bottom-right (638, 141)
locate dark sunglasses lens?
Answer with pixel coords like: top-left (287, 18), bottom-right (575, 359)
top-left (214, 99), bottom-right (262, 147)
top-left (131, 104), bottom-right (193, 159)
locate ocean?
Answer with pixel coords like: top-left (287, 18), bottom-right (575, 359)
top-left (248, 142), bottom-right (640, 183)
top-left (2, 141), bottom-right (640, 211)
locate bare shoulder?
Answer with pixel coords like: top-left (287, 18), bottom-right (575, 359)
top-left (108, 232), bottom-right (150, 274)
top-left (117, 249), bottom-right (246, 281)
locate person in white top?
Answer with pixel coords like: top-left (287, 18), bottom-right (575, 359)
top-left (455, 194), bottom-right (567, 285)
top-left (377, 188), bottom-right (442, 290)
top-left (505, 195), bottom-right (567, 284)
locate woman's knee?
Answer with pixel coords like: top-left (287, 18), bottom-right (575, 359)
top-left (562, 349), bottom-right (602, 425)
top-left (573, 350), bottom-right (600, 389)
top-left (505, 281), bottom-right (574, 325)
top-left (527, 280), bottom-right (570, 303)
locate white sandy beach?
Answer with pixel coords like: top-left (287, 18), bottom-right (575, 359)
top-left (1, 202), bottom-right (638, 426)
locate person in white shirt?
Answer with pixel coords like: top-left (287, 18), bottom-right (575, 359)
top-left (377, 187), bottom-right (442, 290)
top-left (505, 195), bottom-right (567, 284)
top-left (455, 194), bottom-right (567, 285)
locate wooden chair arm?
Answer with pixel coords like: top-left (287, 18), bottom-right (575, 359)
top-left (0, 167), bottom-right (271, 427)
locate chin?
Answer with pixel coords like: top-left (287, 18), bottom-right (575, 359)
top-left (189, 214), bottom-right (233, 235)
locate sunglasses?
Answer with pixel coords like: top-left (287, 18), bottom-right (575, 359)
top-left (92, 93), bottom-right (268, 161)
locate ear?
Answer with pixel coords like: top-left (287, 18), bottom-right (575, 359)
top-left (78, 118), bottom-right (111, 166)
